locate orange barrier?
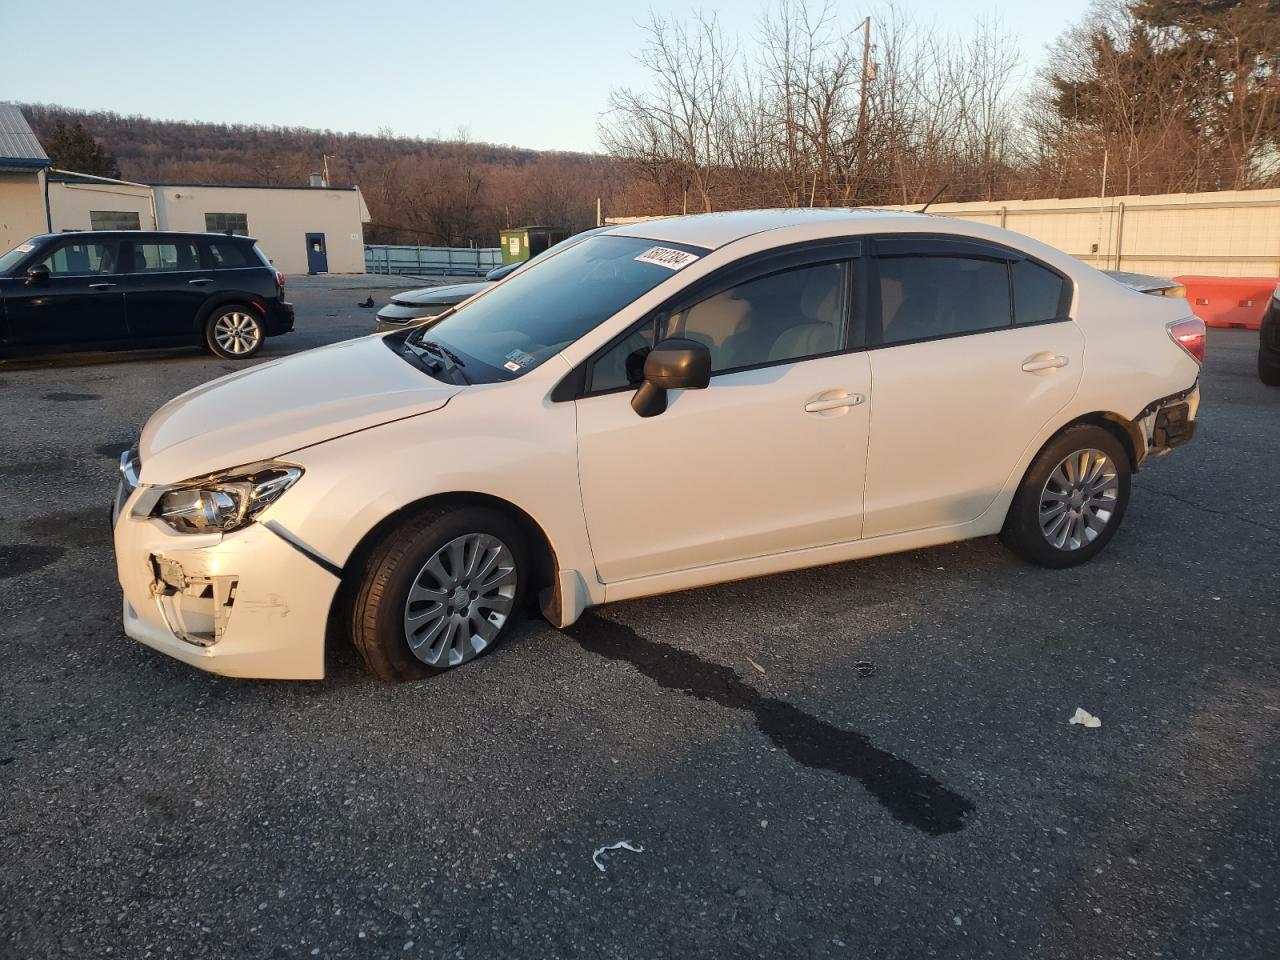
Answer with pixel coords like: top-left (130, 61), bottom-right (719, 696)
top-left (1174, 275), bottom-right (1276, 330)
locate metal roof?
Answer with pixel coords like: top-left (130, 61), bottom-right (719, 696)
top-left (0, 104), bottom-right (50, 168)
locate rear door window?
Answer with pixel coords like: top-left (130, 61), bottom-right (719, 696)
top-left (876, 255), bottom-right (1011, 344)
top-left (130, 241), bottom-right (202, 273)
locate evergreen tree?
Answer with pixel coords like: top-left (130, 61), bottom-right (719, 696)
top-left (43, 120), bottom-right (121, 178)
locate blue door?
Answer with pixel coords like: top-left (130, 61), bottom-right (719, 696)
top-left (305, 233), bottom-right (328, 273)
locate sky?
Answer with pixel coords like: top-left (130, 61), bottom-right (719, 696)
top-left (1, 0), bottom-right (1091, 153)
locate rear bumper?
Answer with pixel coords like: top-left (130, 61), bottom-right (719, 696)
top-left (113, 487), bottom-right (337, 679)
top-left (264, 300), bottom-right (294, 335)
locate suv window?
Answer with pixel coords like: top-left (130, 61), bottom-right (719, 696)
top-left (40, 241), bottom-right (117, 276)
top-left (877, 255), bottom-right (1010, 344)
top-left (205, 241), bottom-right (253, 268)
top-left (131, 240), bottom-right (202, 273)
top-left (1012, 259), bottom-right (1069, 324)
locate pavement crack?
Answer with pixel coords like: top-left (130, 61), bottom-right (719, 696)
top-left (1135, 482), bottom-right (1280, 534)
top-left (566, 614), bottom-right (974, 835)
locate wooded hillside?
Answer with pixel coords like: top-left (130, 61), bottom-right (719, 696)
top-left (19, 104), bottom-right (643, 246)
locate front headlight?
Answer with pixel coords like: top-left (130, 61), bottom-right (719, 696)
top-left (154, 462), bottom-right (302, 533)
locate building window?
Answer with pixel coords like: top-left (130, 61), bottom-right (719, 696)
top-left (90, 210), bottom-right (141, 231)
top-left (205, 212), bottom-right (249, 235)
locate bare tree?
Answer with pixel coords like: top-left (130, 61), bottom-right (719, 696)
top-left (600, 11), bottom-right (739, 212)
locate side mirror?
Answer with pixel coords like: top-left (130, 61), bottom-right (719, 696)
top-left (25, 264), bottom-right (50, 286)
top-left (631, 337), bottom-right (712, 418)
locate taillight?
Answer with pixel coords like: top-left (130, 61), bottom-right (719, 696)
top-left (275, 270), bottom-right (286, 291)
top-left (1167, 316), bottom-right (1205, 365)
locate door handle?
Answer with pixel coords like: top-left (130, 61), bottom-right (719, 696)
top-left (804, 392), bottom-right (865, 412)
top-left (88, 282), bottom-right (117, 290)
top-left (1021, 353), bottom-right (1069, 373)
top-left (187, 278), bottom-right (214, 285)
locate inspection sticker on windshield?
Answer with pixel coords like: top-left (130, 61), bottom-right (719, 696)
top-left (14, 243), bottom-right (34, 254)
top-left (634, 246), bottom-right (700, 270)
top-left (505, 349), bottom-right (536, 369)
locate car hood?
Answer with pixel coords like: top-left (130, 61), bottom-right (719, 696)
top-left (138, 335), bottom-right (461, 483)
top-left (390, 281), bottom-right (491, 306)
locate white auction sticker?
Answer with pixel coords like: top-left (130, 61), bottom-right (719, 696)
top-left (634, 246), bottom-right (700, 270)
top-left (15, 243), bottom-right (34, 253)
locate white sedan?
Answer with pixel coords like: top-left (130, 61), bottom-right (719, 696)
top-left (112, 210), bottom-right (1203, 681)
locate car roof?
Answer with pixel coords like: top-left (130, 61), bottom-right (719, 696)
top-left (32, 230), bottom-right (257, 243)
top-left (601, 208), bottom-right (938, 250)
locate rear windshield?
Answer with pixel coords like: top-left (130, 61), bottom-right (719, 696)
top-left (0, 239), bottom-right (40, 275)
top-left (414, 235), bottom-right (703, 378)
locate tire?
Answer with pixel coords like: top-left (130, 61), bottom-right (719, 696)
top-left (349, 506), bottom-right (528, 682)
top-left (205, 304), bottom-right (264, 359)
top-left (1260, 346), bottom-right (1280, 386)
top-left (1000, 424), bottom-right (1131, 569)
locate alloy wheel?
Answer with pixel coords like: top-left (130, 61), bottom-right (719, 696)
top-left (402, 533), bottom-right (517, 668)
top-left (1038, 448), bottom-right (1120, 551)
top-left (213, 311), bottom-right (262, 355)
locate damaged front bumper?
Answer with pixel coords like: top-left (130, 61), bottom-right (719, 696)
top-left (112, 470), bottom-right (338, 680)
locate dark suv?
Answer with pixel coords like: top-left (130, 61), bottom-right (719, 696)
top-left (1261, 284), bottom-right (1280, 386)
top-left (0, 231), bottom-right (294, 360)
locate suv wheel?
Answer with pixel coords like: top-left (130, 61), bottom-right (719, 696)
top-left (1001, 425), bottom-right (1131, 568)
top-left (349, 507), bottom-right (527, 682)
top-left (206, 305), bottom-right (264, 359)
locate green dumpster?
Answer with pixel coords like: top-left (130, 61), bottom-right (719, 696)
top-left (499, 225), bottom-right (569, 265)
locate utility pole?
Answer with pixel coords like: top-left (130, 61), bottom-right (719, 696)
top-left (322, 154), bottom-right (333, 187)
top-left (854, 16), bottom-right (872, 204)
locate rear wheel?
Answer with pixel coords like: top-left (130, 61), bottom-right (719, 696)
top-left (205, 305), bottom-right (264, 359)
top-left (349, 507), bottom-right (527, 682)
top-left (1260, 344), bottom-right (1280, 386)
top-left (1001, 425), bottom-right (1131, 568)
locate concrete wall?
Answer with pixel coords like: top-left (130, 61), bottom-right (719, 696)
top-left (609, 187), bottom-right (1280, 278)
top-left (153, 185), bottom-right (369, 274)
top-left (877, 189), bottom-right (1280, 278)
top-left (48, 180), bottom-right (156, 231)
top-left (0, 169), bottom-right (48, 252)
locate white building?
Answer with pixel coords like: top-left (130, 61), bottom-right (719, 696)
top-left (0, 102), bottom-right (372, 275)
top-left (0, 103), bottom-right (51, 254)
top-left (45, 174), bottom-right (371, 275)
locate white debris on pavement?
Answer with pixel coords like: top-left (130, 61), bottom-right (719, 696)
top-left (592, 840), bottom-right (645, 872)
top-left (1069, 707), bottom-right (1102, 728)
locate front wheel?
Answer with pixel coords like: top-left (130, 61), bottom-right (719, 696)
top-left (1001, 425), bottom-right (1131, 568)
top-left (205, 305), bottom-right (264, 359)
top-left (349, 507), bottom-right (527, 682)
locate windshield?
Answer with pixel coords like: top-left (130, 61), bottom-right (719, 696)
top-left (0, 239), bottom-right (40, 275)
top-left (413, 235), bottom-right (704, 379)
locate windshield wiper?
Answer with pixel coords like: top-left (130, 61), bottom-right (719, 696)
top-left (398, 338), bottom-right (468, 385)
top-left (419, 339), bottom-right (466, 368)
top-left (414, 339), bottom-right (469, 385)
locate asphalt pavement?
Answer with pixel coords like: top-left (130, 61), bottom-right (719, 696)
top-left (1, 280), bottom-right (1277, 959)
